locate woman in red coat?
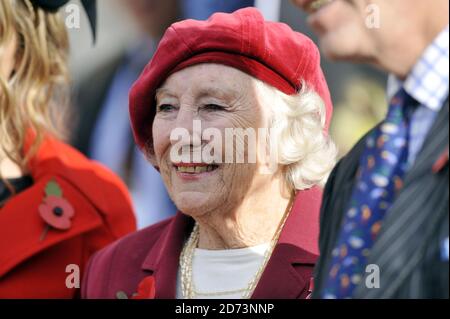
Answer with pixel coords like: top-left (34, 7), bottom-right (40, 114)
top-left (0, 0), bottom-right (136, 298)
top-left (83, 8), bottom-right (337, 299)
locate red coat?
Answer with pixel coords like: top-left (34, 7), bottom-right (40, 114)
top-left (0, 136), bottom-right (136, 298)
top-left (82, 186), bottom-right (322, 299)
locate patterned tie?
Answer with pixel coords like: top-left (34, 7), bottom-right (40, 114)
top-left (322, 88), bottom-right (418, 299)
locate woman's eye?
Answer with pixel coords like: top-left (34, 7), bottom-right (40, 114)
top-left (157, 104), bottom-right (176, 112)
top-left (203, 104), bottom-right (226, 111)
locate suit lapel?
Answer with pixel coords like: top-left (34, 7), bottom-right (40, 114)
top-left (355, 102), bottom-right (449, 298)
top-left (402, 101), bottom-right (449, 182)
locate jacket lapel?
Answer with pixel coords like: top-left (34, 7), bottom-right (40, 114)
top-left (252, 187), bottom-right (321, 299)
top-left (401, 101), bottom-right (449, 183)
top-left (141, 212), bottom-right (193, 298)
top-left (355, 101), bottom-right (449, 298)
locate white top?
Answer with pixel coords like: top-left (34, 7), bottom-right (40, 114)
top-left (176, 243), bottom-right (270, 299)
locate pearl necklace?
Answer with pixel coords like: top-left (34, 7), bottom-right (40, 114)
top-left (180, 196), bottom-right (295, 299)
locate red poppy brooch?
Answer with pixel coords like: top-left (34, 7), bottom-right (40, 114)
top-left (432, 148), bottom-right (449, 174)
top-left (116, 276), bottom-right (156, 299)
top-left (39, 180), bottom-right (75, 241)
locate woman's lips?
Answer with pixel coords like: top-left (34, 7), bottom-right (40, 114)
top-left (308, 0), bottom-right (334, 13)
top-left (173, 163), bottom-right (219, 179)
top-left (293, 0), bottom-right (314, 11)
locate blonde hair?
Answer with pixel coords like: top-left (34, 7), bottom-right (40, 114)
top-left (256, 79), bottom-right (338, 190)
top-left (0, 0), bottom-right (69, 172)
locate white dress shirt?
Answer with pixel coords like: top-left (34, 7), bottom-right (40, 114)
top-left (387, 25), bottom-right (449, 166)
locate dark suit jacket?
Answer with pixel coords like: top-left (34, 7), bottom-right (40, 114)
top-left (313, 100), bottom-right (449, 299)
top-left (82, 187), bottom-right (324, 299)
top-left (71, 54), bottom-right (125, 155)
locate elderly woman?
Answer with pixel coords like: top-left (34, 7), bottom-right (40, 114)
top-left (83, 7), bottom-right (336, 299)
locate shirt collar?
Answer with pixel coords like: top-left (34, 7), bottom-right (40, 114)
top-left (387, 25), bottom-right (449, 111)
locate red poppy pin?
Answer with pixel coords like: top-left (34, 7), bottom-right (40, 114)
top-left (432, 148), bottom-right (449, 174)
top-left (116, 276), bottom-right (156, 300)
top-left (39, 180), bottom-right (75, 241)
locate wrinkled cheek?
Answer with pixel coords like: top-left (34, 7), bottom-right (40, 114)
top-left (152, 120), bottom-right (174, 191)
top-left (221, 115), bottom-right (262, 162)
top-left (152, 120), bottom-right (171, 163)
top-left (159, 164), bottom-right (173, 194)
top-left (225, 163), bottom-right (254, 202)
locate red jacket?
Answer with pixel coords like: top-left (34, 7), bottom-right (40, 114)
top-left (82, 186), bottom-right (322, 299)
top-left (0, 136), bottom-right (136, 298)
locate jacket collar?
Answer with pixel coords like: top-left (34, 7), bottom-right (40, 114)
top-left (141, 186), bottom-right (322, 299)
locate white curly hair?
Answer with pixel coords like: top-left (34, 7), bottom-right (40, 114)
top-left (255, 79), bottom-right (338, 191)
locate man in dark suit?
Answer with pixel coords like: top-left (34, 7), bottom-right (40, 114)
top-left (292, 0), bottom-right (449, 298)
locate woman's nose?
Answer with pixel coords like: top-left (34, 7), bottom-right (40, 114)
top-left (170, 108), bottom-right (203, 147)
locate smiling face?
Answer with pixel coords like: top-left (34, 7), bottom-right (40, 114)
top-left (293, 0), bottom-right (377, 61)
top-left (292, 0), bottom-right (441, 69)
top-left (152, 63), bottom-right (275, 218)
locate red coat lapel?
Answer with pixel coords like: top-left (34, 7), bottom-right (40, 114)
top-left (252, 186), bottom-right (321, 299)
top-left (141, 212), bottom-right (193, 298)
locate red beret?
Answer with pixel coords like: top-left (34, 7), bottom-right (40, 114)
top-left (130, 7), bottom-right (333, 150)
